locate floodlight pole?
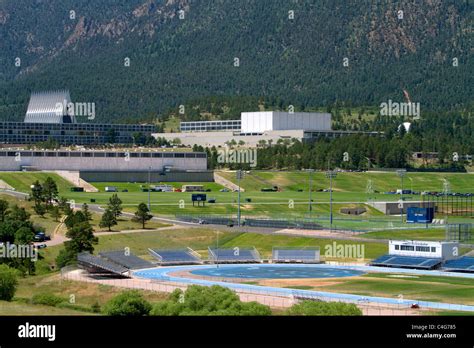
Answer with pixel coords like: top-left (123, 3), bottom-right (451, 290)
top-left (397, 169), bottom-right (406, 224)
top-left (307, 169), bottom-right (314, 219)
top-left (237, 170), bottom-right (242, 227)
top-left (326, 170), bottom-right (337, 230)
top-left (443, 178), bottom-right (449, 224)
top-left (148, 166), bottom-right (151, 210)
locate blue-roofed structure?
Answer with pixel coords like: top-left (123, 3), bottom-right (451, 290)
top-left (371, 255), bottom-right (442, 269)
top-left (99, 250), bottom-right (154, 270)
top-left (77, 252), bottom-right (130, 276)
top-left (208, 247), bottom-right (261, 263)
top-left (443, 257), bottom-right (474, 272)
top-left (272, 248), bottom-right (320, 263)
top-left (148, 248), bottom-right (202, 265)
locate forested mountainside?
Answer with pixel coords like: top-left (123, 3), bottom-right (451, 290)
top-left (0, 0), bottom-right (472, 123)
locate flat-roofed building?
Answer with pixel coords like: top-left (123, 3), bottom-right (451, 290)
top-left (0, 149), bottom-right (207, 172)
top-left (0, 122), bottom-right (156, 145)
top-left (241, 111), bottom-right (331, 133)
top-left (180, 120), bottom-right (241, 132)
top-left (153, 111), bottom-right (381, 147)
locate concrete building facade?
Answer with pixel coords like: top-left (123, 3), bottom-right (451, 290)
top-left (240, 111), bottom-right (331, 133)
top-left (0, 150), bottom-right (207, 172)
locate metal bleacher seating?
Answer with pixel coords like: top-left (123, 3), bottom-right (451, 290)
top-left (272, 248), bottom-right (320, 263)
top-left (99, 250), bottom-right (154, 270)
top-left (148, 248), bottom-right (202, 265)
top-left (443, 257), bottom-right (474, 272)
top-left (371, 254), bottom-right (442, 269)
top-left (208, 247), bottom-right (261, 263)
top-left (77, 252), bottom-right (129, 276)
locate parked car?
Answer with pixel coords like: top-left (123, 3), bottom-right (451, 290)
top-left (34, 232), bottom-right (50, 242)
top-left (219, 188), bottom-right (230, 192)
top-left (37, 244), bottom-right (47, 249)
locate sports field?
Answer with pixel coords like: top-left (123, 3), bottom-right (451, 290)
top-left (0, 171), bottom-right (473, 231)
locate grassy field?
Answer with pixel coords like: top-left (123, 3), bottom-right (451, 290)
top-left (0, 172), bottom-right (73, 193)
top-left (264, 272), bottom-right (474, 306)
top-left (0, 272), bottom-right (169, 315)
top-left (1, 171), bottom-right (472, 230)
top-left (218, 171), bottom-right (474, 193)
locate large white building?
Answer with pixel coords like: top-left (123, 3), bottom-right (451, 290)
top-left (154, 111), bottom-right (376, 147)
top-left (240, 111), bottom-right (331, 133)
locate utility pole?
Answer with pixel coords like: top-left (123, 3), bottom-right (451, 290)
top-left (148, 166), bottom-right (151, 211)
top-left (306, 169), bottom-right (314, 219)
top-left (325, 170), bottom-right (337, 230)
top-left (236, 170), bottom-right (243, 226)
top-left (397, 169), bottom-right (406, 224)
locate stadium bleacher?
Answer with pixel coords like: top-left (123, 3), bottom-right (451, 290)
top-left (443, 257), bottom-right (474, 272)
top-left (148, 248), bottom-right (202, 265)
top-left (77, 252), bottom-right (129, 276)
top-left (371, 254), bottom-right (442, 269)
top-left (208, 247), bottom-right (261, 263)
top-left (99, 250), bottom-right (154, 270)
top-left (272, 248), bottom-right (320, 263)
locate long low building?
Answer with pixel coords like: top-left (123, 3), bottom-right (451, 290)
top-left (0, 149), bottom-right (207, 172)
top-left (0, 122), bottom-right (156, 145)
top-left (154, 129), bottom-right (381, 148)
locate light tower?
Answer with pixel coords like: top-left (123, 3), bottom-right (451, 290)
top-left (325, 170), bottom-right (337, 230)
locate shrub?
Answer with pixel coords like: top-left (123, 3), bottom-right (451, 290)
top-left (102, 291), bottom-right (152, 316)
top-left (0, 265), bottom-right (19, 301)
top-left (91, 301), bottom-right (101, 313)
top-left (150, 285), bottom-right (271, 316)
top-left (31, 293), bottom-right (65, 307)
top-left (285, 300), bottom-right (362, 316)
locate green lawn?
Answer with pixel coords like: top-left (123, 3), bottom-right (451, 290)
top-left (278, 273), bottom-right (474, 306)
top-left (361, 228), bottom-right (446, 241)
top-left (0, 172), bottom-right (73, 193)
top-left (219, 232), bottom-right (387, 260)
top-left (218, 171), bottom-right (474, 194)
top-left (1, 171), bottom-right (472, 232)
top-left (326, 273), bottom-right (474, 305)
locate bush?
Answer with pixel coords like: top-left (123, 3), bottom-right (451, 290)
top-left (31, 293), bottom-right (65, 307)
top-left (102, 291), bottom-right (152, 316)
top-left (285, 300), bottom-right (362, 316)
top-left (150, 285), bottom-right (271, 316)
top-left (55, 247), bottom-right (77, 268)
top-left (91, 301), bottom-right (101, 313)
top-left (0, 264), bottom-right (19, 301)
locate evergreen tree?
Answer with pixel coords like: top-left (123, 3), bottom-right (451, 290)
top-left (108, 194), bottom-right (123, 219)
top-left (132, 203), bottom-right (152, 229)
top-left (99, 208), bottom-right (117, 231)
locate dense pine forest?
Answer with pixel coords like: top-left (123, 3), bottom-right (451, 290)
top-left (0, 0), bottom-right (472, 121)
